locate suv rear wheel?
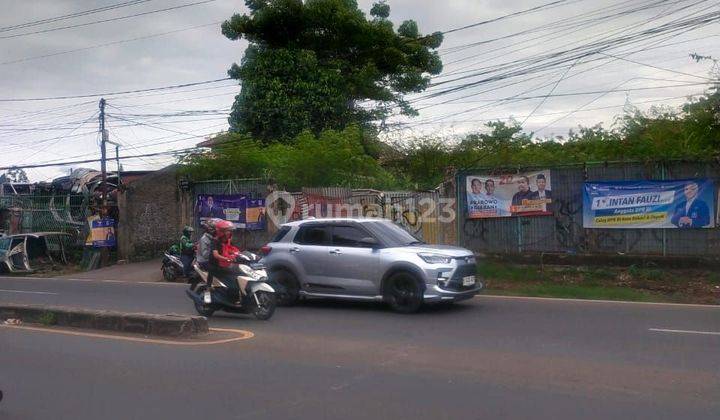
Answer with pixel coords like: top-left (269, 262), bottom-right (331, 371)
top-left (384, 271), bottom-right (423, 313)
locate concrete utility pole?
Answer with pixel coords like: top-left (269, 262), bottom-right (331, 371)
top-left (99, 98), bottom-right (107, 205)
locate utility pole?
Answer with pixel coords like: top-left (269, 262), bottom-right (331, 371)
top-left (99, 98), bottom-right (107, 206)
top-left (106, 140), bottom-right (122, 186)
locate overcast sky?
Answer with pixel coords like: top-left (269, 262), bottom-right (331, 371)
top-left (0, 0), bottom-right (717, 181)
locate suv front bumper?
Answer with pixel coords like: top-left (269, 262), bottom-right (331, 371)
top-left (423, 283), bottom-right (482, 303)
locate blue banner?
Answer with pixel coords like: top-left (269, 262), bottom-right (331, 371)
top-left (91, 218), bottom-right (116, 247)
top-left (583, 179), bottom-right (716, 229)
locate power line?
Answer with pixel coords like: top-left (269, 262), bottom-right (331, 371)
top-left (0, 21), bottom-right (222, 66)
top-left (0, 148), bottom-right (196, 171)
top-left (0, 0), bottom-right (154, 33)
top-left (441, 0), bottom-right (575, 35)
top-left (0, 0), bottom-right (217, 40)
top-left (0, 78), bottom-right (232, 102)
top-left (520, 59), bottom-right (580, 126)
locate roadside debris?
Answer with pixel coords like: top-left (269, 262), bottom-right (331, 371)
top-left (3, 318), bottom-right (22, 325)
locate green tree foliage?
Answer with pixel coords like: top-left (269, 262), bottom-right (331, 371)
top-left (1, 167), bottom-right (30, 183)
top-left (222, 0), bottom-right (443, 142)
top-left (182, 126), bottom-right (396, 190)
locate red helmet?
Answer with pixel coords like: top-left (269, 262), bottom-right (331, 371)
top-left (214, 220), bottom-right (234, 238)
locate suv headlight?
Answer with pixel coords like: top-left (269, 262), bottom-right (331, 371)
top-left (418, 253), bottom-right (452, 264)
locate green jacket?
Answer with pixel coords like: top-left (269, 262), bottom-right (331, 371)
top-left (179, 234), bottom-right (194, 255)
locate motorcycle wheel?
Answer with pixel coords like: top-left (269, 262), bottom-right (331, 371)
top-left (193, 285), bottom-right (216, 317)
top-left (252, 291), bottom-right (276, 321)
top-left (162, 264), bottom-right (177, 282)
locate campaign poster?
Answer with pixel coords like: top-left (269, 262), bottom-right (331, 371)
top-left (91, 218), bottom-right (116, 248)
top-left (195, 194), bottom-right (247, 228)
top-left (583, 179), bottom-right (716, 229)
top-left (245, 198), bottom-right (266, 231)
top-left (466, 171), bottom-right (553, 218)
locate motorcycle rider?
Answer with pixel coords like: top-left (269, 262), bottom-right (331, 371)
top-left (209, 220), bottom-right (241, 302)
top-left (179, 226), bottom-right (195, 278)
top-left (194, 220), bottom-right (215, 290)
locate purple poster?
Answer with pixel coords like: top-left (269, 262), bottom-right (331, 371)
top-left (195, 194), bottom-right (247, 228)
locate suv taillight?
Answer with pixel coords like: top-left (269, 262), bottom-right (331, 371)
top-left (260, 245), bottom-right (272, 255)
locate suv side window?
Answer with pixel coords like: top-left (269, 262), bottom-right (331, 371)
top-left (295, 225), bottom-right (331, 245)
top-left (331, 225), bottom-right (372, 247)
top-left (271, 226), bottom-right (291, 242)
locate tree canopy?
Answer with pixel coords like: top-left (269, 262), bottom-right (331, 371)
top-left (222, 0), bottom-right (443, 142)
top-left (0, 167), bottom-right (29, 183)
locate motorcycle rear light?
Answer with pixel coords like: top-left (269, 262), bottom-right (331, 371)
top-left (260, 245), bottom-right (272, 255)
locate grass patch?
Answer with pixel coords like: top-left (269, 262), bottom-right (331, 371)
top-left (508, 284), bottom-right (656, 302)
top-left (38, 312), bottom-right (57, 326)
top-left (477, 261), bottom-right (543, 282)
top-left (478, 260), bottom-right (718, 304)
top-left (707, 272), bottom-right (720, 285)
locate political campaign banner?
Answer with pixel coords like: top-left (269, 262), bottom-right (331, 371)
top-left (91, 218), bottom-right (116, 248)
top-left (245, 198), bottom-right (266, 231)
top-left (195, 194), bottom-right (247, 228)
top-left (583, 179), bottom-right (716, 229)
top-left (466, 170), bottom-right (553, 218)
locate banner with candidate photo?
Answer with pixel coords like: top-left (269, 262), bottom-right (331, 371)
top-left (245, 198), bottom-right (266, 231)
top-left (195, 194), bottom-right (247, 228)
top-left (583, 179), bottom-right (716, 229)
top-left (91, 218), bottom-right (116, 248)
top-left (466, 170), bottom-right (553, 218)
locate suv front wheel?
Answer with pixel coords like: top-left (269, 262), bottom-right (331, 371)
top-left (384, 271), bottom-right (423, 313)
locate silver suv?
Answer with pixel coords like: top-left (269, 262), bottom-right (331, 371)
top-left (261, 218), bottom-right (482, 312)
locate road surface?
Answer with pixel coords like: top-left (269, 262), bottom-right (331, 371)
top-left (1, 275), bottom-right (719, 419)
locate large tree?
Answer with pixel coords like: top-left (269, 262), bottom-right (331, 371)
top-left (1, 167), bottom-right (29, 183)
top-left (222, 0), bottom-right (443, 142)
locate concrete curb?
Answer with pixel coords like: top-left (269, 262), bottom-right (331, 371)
top-left (0, 304), bottom-right (209, 338)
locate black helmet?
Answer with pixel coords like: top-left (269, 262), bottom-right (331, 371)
top-left (201, 219), bottom-right (217, 235)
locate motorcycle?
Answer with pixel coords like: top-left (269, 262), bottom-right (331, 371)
top-left (185, 251), bottom-right (277, 320)
top-left (161, 251), bottom-right (199, 283)
top-left (161, 252), bottom-right (184, 282)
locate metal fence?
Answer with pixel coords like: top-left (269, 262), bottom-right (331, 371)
top-left (458, 161), bottom-right (720, 258)
top-left (0, 194), bottom-right (90, 245)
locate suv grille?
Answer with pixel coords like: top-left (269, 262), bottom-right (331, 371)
top-left (444, 264), bottom-right (477, 291)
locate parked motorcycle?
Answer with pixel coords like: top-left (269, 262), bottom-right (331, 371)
top-left (161, 252), bottom-right (184, 282)
top-left (185, 251), bottom-right (277, 320)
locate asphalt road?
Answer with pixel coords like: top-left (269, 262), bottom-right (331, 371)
top-left (1, 275), bottom-right (719, 420)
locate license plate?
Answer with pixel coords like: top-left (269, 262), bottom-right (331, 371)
top-left (463, 275), bottom-right (476, 286)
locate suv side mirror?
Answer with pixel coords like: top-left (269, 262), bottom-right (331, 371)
top-left (359, 237), bottom-right (379, 247)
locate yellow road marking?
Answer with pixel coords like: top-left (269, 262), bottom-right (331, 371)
top-left (0, 325), bottom-right (254, 345)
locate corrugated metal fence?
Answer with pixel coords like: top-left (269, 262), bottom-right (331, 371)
top-left (191, 181), bottom-right (444, 245)
top-left (458, 161), bottom-right (720, 257)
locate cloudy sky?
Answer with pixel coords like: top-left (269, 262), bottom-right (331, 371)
top-left (0, 0), bottom-right (718, 181)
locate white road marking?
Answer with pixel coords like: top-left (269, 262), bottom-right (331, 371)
top-left (0, 276), bottom-right (183, 286)
top-left (481, 294), bottom-right (720, 309)
top-left (0, 289), bottom-right (59, 295)
top-left (649, 328), bottom-right (720, 336)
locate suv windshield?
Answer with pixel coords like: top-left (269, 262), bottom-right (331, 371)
top-left (364, 220), bottom-right (424, 247)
